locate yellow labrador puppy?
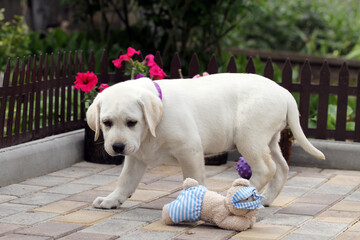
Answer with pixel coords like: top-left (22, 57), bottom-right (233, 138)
top-left (87, 73), bottom-right (325, 209)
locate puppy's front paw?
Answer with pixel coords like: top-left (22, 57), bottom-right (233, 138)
top-left (93, 196), bottom-right (121, 209)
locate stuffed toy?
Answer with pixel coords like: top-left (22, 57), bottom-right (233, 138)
top-left (161, 177), bottom-right (264, 231)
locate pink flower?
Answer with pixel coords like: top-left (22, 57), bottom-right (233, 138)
top-left (74, 71), bottom-right (98, 93)
top-left (149, 65), bottom-right (167, 80)
top-left (145, 54), bottom-right (156, 67)
top-left (112, 47), bottom-right (140, 69)
top-left (98, 83), bottom-right (109, 93)
top-left (192, 72), bottom-right (210, 78)
top-left (127, 47), bottom-right (140, 57)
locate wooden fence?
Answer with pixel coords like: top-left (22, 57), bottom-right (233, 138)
top-left (0, 49), bottom-right (359, 149)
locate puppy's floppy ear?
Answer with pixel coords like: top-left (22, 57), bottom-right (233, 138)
top-left (138, 91), bottom-right (163, 137)
top-left (86, 96), bottom-right (101, 141)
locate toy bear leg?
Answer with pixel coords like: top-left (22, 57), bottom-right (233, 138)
top-left (217, 215), bottom-right (254, 231)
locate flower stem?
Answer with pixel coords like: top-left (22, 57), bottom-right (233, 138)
top-left (131, 67), bottom-right (135, 79)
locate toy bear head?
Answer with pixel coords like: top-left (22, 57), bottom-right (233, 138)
top-left (225, 178), bottom-right (264, 216)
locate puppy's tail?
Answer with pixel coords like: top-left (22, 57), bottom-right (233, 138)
top-left (286, 94), bottom-right (325, 160)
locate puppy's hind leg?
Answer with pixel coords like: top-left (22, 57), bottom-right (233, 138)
top-left (261, 132), bottom-right (289, 206)
top-left (236, 137), bottom-right (276, 193)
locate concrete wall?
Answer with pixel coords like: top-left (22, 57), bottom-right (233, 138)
top-left (0, 130), bottom-right (84, 187)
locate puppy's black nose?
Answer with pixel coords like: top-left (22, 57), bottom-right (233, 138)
top-left (112, 143), bottom-right (125, 154)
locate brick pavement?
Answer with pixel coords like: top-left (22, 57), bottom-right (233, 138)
top-left (0, 161), bottom-right (359, 240)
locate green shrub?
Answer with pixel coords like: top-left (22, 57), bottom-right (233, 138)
top-left (0, 9), bottom-right (31, 71)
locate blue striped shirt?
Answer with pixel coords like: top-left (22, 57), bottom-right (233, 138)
top-left (167, 185), bottom-right (208, 223)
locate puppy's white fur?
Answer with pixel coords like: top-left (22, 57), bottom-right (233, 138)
top-left (87, 73), bottom-right (325, 208)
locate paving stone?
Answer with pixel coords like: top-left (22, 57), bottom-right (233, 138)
top-left (162, 174), bottom-right (183, 182)
top-left (270, 195), bottom-right (297, 208)
top-left (52, 210), bottom-right (115, 225)
top-left (33, 200), bottom-right (89, 215)
top-left (295, 193), bottom-right (343, 205)
top-left (140, 173), bottom-right (166, 184)
top-left (296, 171), bottom-right (332, 179)
top-left (348, 220), bottom-right (360, 231)
top-left (0, 184), bottom-right (45, 197)
top-left (0, 234), bottom-right (51, 240)
top-left (209, 170), bottom-right (239, 181)
top-left (287, 171), bottom-right (298, 179)
top-left (15, 222), bottom-right (85, 238)
top-left (330, 200), bottom-right (360, 212)
top-left (11, 192), bottom-right (68, 206)
top-left (205, 165), bottom-right (229, 178)
top-left (66, 190), bottom-right (112, 203)
top-left (282, 233), bottom-right (332, 240)
top-left (326, 174), bottom-right (360, 186)
top-left (85, 200), bottom-right (141, 213)
top-left (71, 162), bottom-right (114, 170)
top-left (116, 230), bottom-right (178, 240)
top-left (312, 184), bottom-right (355, 195)
top-left (259, 213), bottom-right (311, 226)
top-left (42, 183), bottom-right (95, 195)
top-left (321, 169), bottom-right (360, 176)
top-left (49, 167), bottom-right (100, 178)
top-left (176, 225), bottom-right (236, 240)
top-left (94, 182), bottom-right (117, 192)
top-left (140, 197), bottom-right (174, 210)
top-left (0, 223), bottom-right (23, 236)
top-left (129, 189), bottom-right (169, 203)
top-left (148, 165), bottom-right (182, 175)
top-left (334, 231), bottom-right (360, 240)
top-left (82, 218), bottom-right (146, 236)
top-left (167, 191), bottom-right (181, 199)
top-left (139, 220), bottom-right (190, 233)
top-left (292, 220), bottom-right (348, 237)
top-left (345, 191), bottom-right (360, 201)
top-left (205, 179), bottom-right (233, 192)
top-left (279, 186), bottom-right (310, 197)
top-left (315, 210), bottom-right (359, 224)
top-left (0, 196), bottom-right (17, 204)
top-left (0, 203), bottom-right (35, 218)
top-left (114, 208), bottom-right (162, 222)
top-left (98, 166), bottom-right (123, 176)
top-left (58, 232), bottom-right (118, 240)
top-left (0, 212), bottom-right (58, 226)
top-left (285, 176), bottom-right (327, 188)
top-left (21, 176), bottom-right (74, 187)
top-left (232, 223), bottom-right (294, 239)
top-left (139, 180), bottom-right (182, 193)
top-left (256, 206), bottom-right (281, 222)
top-left (72, 174), bottom-right (118, 186)
top-left (277, 202), bottom-right (328, 216)
top-left (289, 166), bottom-right (322, 173)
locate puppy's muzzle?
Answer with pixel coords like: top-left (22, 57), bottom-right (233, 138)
top-left (112, 142), bottom-right (125, 154)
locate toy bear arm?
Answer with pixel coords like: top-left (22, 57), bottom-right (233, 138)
top-left (183, 178), bottom-right (199, 189)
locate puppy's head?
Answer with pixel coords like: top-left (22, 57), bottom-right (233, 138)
top-left (86, 80), bottom-right (163, 156)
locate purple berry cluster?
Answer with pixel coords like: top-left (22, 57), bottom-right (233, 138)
top-left (236, 157), bottom-right (252, 179)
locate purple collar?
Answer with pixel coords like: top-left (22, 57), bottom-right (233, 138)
top-left (153, 82), bottom-right (162, 100)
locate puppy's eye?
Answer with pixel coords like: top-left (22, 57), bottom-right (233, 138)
top-left (127, 120), bottom-right (137, 127)
top-left (103, 120), bottom-right (112, 127)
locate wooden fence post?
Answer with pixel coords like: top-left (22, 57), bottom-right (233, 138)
top-left (317, 61), bottom-right (330, 139)
top-left (299, 60), bottom-right (311, 133)
top-left (335, 63), bottom-right (349, 141)
top-left (188, 53), bottom-right (200, 78)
